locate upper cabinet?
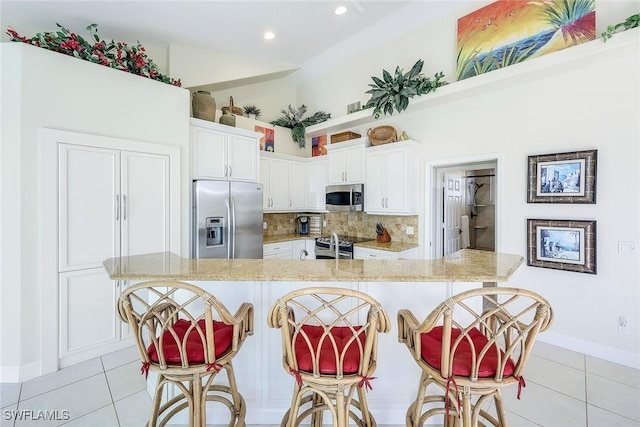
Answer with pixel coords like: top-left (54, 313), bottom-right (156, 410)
top-left (260, 152), bottom-right (329, 213)
top-left (191, 118), bottom-right (261, 182)
top-left (365, 140), bottom-right (419, 215)
top-left (326, 138), bottom-right (366, 185)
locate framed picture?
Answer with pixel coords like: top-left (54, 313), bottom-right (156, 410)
top-left (255, 125), bottom-right (275, 152)
top-left (312, 135), bottom-right (327, 157)
top-left (527, 149), bottom-right (597, 203)
top-left (527, 219), bottom-right (596, 274)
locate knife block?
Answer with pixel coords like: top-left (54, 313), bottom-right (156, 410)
top-left (376, 228), bottom-right (391, 243)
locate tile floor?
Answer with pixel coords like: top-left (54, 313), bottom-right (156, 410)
top-left (1, 342), bottom-right (638, 426)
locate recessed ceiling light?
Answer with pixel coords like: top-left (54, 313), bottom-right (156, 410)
top-left (264, 31), bottom-right (276, 40)
top-left (335, 6), bottom-right (347, 15)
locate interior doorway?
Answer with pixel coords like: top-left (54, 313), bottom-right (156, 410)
top-left (424, 155), bottom-right (501, 259)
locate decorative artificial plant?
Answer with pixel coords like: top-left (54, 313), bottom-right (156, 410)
top-left (270, 105), bottom-right (331, 148)
top-left (6, 23), bottom-right (181, 86)
top-left (364, 59), bottom-right (446, 119)
top-left (601, 13), bottom-right (639, 41)
top-left (242, 105), bottom-right (262, 119)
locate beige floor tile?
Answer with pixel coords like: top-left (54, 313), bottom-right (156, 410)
top-left (531, 341), bottom-right (585, 370)
top-left (587, 404), bottom-right (640, 427)
top-left (0, 404), bottom-right (17, 427)
top-left (15, 374), bottom-right (111, 427)
top-left (20, 358), bottom-right (103, 401)
top-left (60, 404), bottom-right (118, 426)
top-left (100, 345), bottom-right (140, 372)
top-left (587, 373), bottom-right (640, 422)
top-left (113, 389), bottom-right (151, 427)
top-left (524, 354), bottom-right (586, 401)
top-left (0, 383), bottom-right (21, 408)
top-left (503, 381), bottom-right (587, 426)
top-left (104, 361), bottom-right (146, 402)
top-left (505, 410), bottom-right (543, 426)
top-left (586, 356), bottom-right (640, 389)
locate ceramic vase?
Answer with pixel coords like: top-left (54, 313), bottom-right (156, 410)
top-left (192, 91), bottom-right (216, 122)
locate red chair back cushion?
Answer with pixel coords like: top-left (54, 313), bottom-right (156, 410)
top-left (147, 319), bottom-right (233, 364)
top-left (421, 326), bottom-right (515, 377)
top-left (294, 324), bottom-right (365, 375)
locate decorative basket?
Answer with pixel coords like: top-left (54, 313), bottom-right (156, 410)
top-left (367, 126), bottom-right (397, 146)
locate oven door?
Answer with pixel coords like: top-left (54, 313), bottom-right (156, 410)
top-left (315, 245), bottom-right (352, 259)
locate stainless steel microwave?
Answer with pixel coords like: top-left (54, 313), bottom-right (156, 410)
top-left (325, 184), bottom-right (364, 212)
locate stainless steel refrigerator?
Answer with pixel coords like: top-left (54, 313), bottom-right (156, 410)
top-left (192, 180), bottom-right (263, 259)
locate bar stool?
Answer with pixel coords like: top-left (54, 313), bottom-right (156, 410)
top-left (397, 287), bottom-right (553, 427)
top-left (118, 280), bottom-right (253, 427)
top-left (267, 287), bottom-right (391, 427)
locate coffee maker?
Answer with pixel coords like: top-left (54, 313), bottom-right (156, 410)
top-left (297, 216), bottom-right (310, 235)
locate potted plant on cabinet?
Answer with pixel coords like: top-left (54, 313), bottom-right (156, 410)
top-left (242, 105), bottom-right (262, 120)
top-left (270, 104), bottom-right (331, 148)
top-left (364, 59), bottom-right (445, 119)
top-left (601, 13), bottom-right (639, 41)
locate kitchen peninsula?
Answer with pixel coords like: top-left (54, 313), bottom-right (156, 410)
top-left (103, 249), bottom-right (524, 424)
top-left (103, 249), bottom-right (522, 282)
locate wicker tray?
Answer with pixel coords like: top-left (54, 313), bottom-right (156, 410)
top-left (367, 126), bottom-right (397, 146)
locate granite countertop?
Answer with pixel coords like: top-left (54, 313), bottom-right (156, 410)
top-left (263, 234), bottom-right (419, 252)
top-left (103, 249), bottom-right (524, 283)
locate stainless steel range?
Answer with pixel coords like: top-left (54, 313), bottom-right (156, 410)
top-left (315, 233), bottom-right (374, 259)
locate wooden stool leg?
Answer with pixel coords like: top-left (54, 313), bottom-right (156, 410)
top-left (311, 392), bottom-right (324, 427)
top-left (148, 374), bottom-right (165, 427)
top-left (357, 384), bottom-right (373, 426)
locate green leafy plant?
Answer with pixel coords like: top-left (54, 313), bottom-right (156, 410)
top-left (242, 105), bottom-right (262, 119)
top-left (602, 13), bottom-right (640, 42)
top-left (270, 105), bottom-right (331, 148)
top-left (5, 23), bottom-right (181, 86)
top-left (364, 59), bottom-right (446, 119)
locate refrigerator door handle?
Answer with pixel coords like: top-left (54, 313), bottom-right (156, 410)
top-left (226, 197), bottom-right (232, 259)
top-left (230, 197), bottom-right (236, 259)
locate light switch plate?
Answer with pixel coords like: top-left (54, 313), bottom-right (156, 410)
top-left (406, 226), bottom-right (414, 236)
top-left (618, 241), bottom-right (638, 255)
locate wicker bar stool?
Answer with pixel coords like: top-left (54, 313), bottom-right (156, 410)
top-left (118, 281), bottom-right (253, 427)
top-left (398, 287), bottom-right (553, 427)
top-left (267, 287), bottom-right (391, 427)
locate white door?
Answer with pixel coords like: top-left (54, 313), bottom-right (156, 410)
top-left (192, 126), bottom-right (227, 179)
top-left (59, 144), bottom-right (120, 270)
top-left (288, 160), bottom-right (306, 209)
top-left (260, 156), bottom-right (271, 209)
top-left (343, 145), bottom-right (364, 183)
top-left (327, 149), bottom-right (345, 184)
top-left (120, 151), bottom-right (171, 257)
top-left (365, 150), bottom-right (385, 212)
top-left (228, 133), bottom-right (258, 182)
top-left (443, 173), bottom-right (464, 256)
top-left (384, 148), bottom-right (408, 212)
top-left (306, 160), bottom-right (327, 210)
top-left (269, 158), bottom-right (290, 210)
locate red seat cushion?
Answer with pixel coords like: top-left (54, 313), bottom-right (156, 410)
top-left (294, 324), bottom-right (365, 375)
top-left (147, 319), bottom-right (233, 364)
top-left (421, 326), bottom-right (515, 377)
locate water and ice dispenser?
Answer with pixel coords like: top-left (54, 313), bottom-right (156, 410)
top-left (206, 217), bottom-right (224, 246)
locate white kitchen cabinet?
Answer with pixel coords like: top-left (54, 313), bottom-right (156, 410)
top-left (291, 240), bottom-right (307, 259)
top-left (305, 239), bottom-right (317, 259)
top-left (354, 246), bottom-right (419, 260)
top-left (57, 137), bottom-right (180, 367)
top-left (288, 160), bottom-right (306, 210)
top-left (365, 140), bottom-right (419, 215)
top-left (306, 158), bottom-right (328, 211)
top-left (261, 155), bottom-right (290, 211)
top-left (191, 118), bottom-right (261, 182)
top-left (326, 138), bottom-right (366, 184)
top-left (263, 241), bottom-right (293, 259)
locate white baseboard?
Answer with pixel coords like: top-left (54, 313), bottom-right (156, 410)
top-left (539, 332), bottom-right (640, 369)
top-left (0, 361), bottom-right (41, 383)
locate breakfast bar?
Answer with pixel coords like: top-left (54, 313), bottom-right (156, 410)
top-left (103, 249), bottom-right (525, 424)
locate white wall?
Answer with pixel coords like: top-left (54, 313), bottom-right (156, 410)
top-left (289, 3), bottom-right (640, 366)
top-left (0, 43), bottom-right (190, 379)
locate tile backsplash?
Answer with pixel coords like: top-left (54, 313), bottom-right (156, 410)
top-left (263, 212), bottom-right (418, 244)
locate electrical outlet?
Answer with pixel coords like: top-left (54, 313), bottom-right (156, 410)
top-left (323, 220), bottom-right (327, 227)
top-left (618, 241), bottom-right (638, 255)
top-left (618, 316), bottom-right (629, 334)
top-left (406, 226), bottom-right (414, 236)
top-left (263, 221), bottom-right (268, 230)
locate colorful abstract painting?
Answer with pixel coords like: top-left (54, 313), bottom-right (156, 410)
top-left (255, 125), bottom-right (275, 152)
top-left (457, 0), bottom-right (595, 80)
top-left (312, 135), bottom-right (327, 157)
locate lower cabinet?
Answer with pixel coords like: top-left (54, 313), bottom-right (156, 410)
top-left (354, 246), bottom-right (419, 260)
top-left (263, 241), bottom-right (293, 259)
